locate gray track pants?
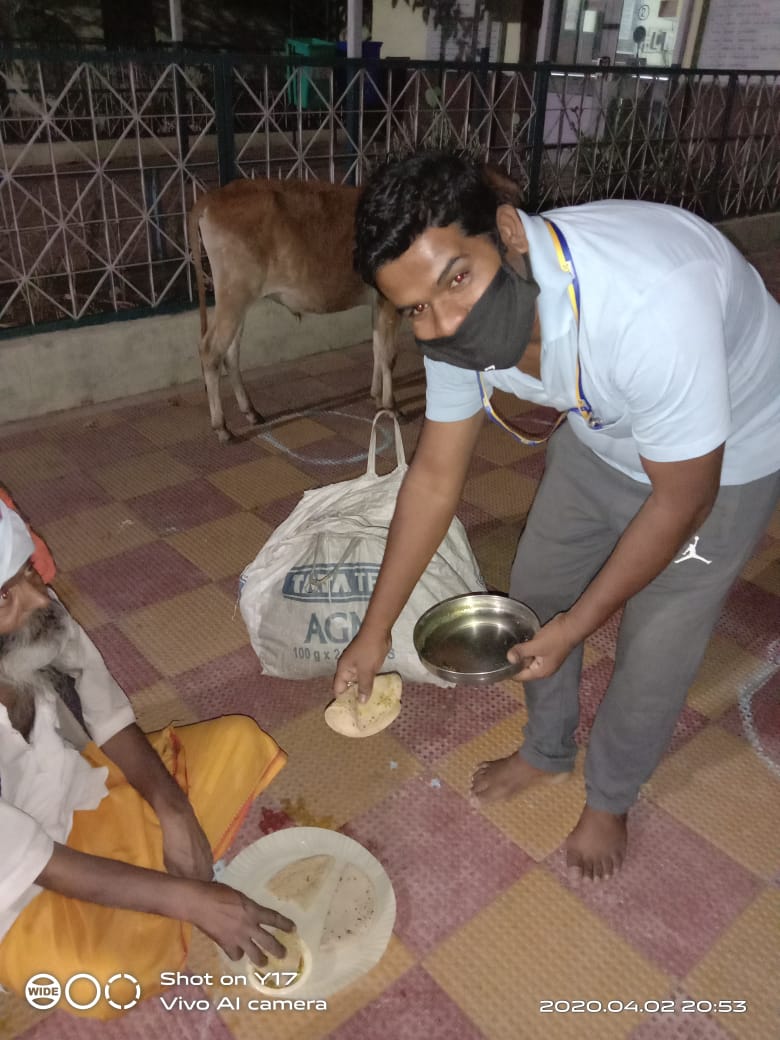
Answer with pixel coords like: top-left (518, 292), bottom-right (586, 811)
top-left (509, 421), bottom-right (780, 814)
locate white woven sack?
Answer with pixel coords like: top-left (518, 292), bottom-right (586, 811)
top-left (239, 411), bottom-right (485, 684)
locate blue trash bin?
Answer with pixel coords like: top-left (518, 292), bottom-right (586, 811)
top-left (335, 40), bottom-right (384, 107)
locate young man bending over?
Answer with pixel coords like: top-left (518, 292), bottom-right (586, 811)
top-left (334, 152), bottom-right (780, 881)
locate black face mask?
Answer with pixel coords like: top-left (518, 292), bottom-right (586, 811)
top-left (415, 262), bottom-right (540, 372)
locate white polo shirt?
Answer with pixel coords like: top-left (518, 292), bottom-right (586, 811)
top-left (424, 200), bottom-right (780, 485)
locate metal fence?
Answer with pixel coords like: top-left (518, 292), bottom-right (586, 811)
top-left (1, 47), bottom-right (778, 333)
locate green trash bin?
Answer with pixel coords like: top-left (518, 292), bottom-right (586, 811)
top-left (286, 38), bottom-right (337, 109)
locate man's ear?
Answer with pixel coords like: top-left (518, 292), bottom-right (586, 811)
top-left (496, 204), bottom-right (529, 255)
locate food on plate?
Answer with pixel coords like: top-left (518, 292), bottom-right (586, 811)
top-left (320, 864), bottom-right (376, 949)
top-left (265, 854), bottom-right (334, 911)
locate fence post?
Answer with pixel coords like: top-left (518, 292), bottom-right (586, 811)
top-left (172, 47), bottom-right (190, 168)
top-left (346, 58), bottom-right (360, 186)
top-left (527, 63), bottom-right (550, 212)
top-left (473, 46), bottom-right (490, 151)
top-left (707, 71), bottom-right (738, 221)
top-left (214, 53), bottom-right (235, 185)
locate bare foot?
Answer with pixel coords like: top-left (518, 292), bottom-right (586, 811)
top-left (565, 805), bottom-right (627, 882)
top-left (471, 753), bottom-right (570, 805)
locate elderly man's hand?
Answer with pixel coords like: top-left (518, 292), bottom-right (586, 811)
top-left (100, 723), bottom-right (214, 880)
top-left (508, 613), bottom-right (579, 682)
top-left (186, 882), bottom-right (296, 964)
top-left (159, 802), bottom-right (214, 882)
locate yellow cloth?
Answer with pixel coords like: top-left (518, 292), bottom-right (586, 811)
top-left (0, 715), bottom-right (286, 1020)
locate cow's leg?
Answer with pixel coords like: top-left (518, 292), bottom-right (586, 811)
top-left (200, 295), bottom-right (251, 444)
top-left (224, 325), bottom-right (264, 428)
top-left (372, 294), bottom-right (400, 412)
top-left (200, 323), bottom-right (232, 444)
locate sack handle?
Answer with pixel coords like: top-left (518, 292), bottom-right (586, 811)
top-left (302, 535), bottom-right (361, 593)
top-left (367, 410), bottom-right (406, 477)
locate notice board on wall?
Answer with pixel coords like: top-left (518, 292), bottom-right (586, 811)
top-left (697, 0), bottom-right (780, 69)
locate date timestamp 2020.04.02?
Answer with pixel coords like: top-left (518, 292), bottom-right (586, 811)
top-left (539, 999), bottom-right (747, 1015)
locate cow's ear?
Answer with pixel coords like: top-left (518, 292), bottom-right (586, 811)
top-left (482, 165), bottom-right (524, 207)
top-left (496, 204), bottom-right (529, 256)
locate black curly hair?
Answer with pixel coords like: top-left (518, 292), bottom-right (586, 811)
top-left (354, 152), bottom-right (502, 288)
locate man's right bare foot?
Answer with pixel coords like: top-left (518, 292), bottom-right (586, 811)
top-left (470, 753), bottom-right (570, 805)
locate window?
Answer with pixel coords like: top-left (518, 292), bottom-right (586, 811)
top-left (553, 0), bottom-right (690, 67)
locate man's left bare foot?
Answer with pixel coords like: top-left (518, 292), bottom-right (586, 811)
top-left (565, 805), bottom-right (627, 882)
top-left (471, 753), bottom-right (570, 805)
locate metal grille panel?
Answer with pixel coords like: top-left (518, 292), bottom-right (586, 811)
top-left (1, 51), bottom-right (778, 332)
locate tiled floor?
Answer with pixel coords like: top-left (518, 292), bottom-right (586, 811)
top-left (1, 244), bottom-right (779, 1040)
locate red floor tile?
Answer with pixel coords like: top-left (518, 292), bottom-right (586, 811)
top-left (344, 777), bottom-right (534, 956)
top-left (392, 681), bottom-right (520, 766)
top-left (90, 623), bottom-right (162, 695)
top-left (168, 434), bottom-right (270, 475)
top-left (172, 645), bottom-right (327, 731)
top-left (248, 376), bottom-right (344, 418)
top-left (545, 801), bottom-right (760, 977)
top-left (57, 424), bottom-right (156, 469)
top-left (330, 967), bottom-right (486, 1040)
top-left (716, 578), bottom-right (780, 660)
top-left (128, 478), bottom-right (239, 534)
top-left (71, 541), bottom-right (209, 616)
top-left (8, 472), bottom-right (111, 526)
top-left (255, 492), bottom-right (305, 527)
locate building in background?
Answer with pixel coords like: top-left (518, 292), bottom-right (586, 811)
top-left (537, 0), bottom-right (779, 68)
top-left (373, 1), bottom-right (536, 63)
top-left (544, 0), bottom-right (695, 67)
top-left (1, 0), bottom-right (776, 69)
top-left (374, 0), bottom-right (779, 70)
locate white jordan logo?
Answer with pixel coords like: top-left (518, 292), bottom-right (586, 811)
top-left (674, 536), bottom-right (712, 565)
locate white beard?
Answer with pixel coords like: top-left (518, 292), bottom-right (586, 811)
top-left (0, 601), bottom-right (70, 737)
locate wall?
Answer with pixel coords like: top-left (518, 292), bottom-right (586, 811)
top-left (372, 0), bottom-right (428, 59)
top-left (681, 0), bottom-right (706, 65)
top-left (373, 2), bottom-right (521, 63)
top-left (696, 0), bottom-right (780, 69)
top-left (0, 301), bottom-right (372, 424)
top-left (504, 23), bottom-right (522, 62)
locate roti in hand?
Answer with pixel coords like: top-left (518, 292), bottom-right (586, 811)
top-left (265, 854), bottom-right (334, 911)
top-left (324, 672), bottom-right (402, 738)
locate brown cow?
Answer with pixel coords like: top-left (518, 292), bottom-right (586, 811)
top-left (188, 178), bottom-right (400, 443)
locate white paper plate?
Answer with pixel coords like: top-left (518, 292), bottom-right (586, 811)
top-left (220, 827), bottom-right (396, 1000)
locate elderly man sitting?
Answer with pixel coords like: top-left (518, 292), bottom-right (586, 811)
top-left (0, 499), bottom-right (293, 1019)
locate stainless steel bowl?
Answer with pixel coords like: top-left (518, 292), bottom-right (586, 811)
top-left (413, 593), bottom-right (540, 686)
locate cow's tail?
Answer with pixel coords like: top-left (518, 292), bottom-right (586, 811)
top-left (187, 200), bottom-right (208, 339)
